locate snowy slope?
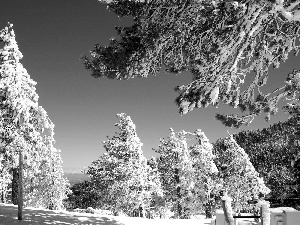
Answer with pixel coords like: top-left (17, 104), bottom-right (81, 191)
top-left (0, 204), bottom-right (212, 225)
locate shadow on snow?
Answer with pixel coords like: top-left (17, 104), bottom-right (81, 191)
top-left (0, 204), bottom-right (123, 225)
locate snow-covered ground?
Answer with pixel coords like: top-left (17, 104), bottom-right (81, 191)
top-left (0, 203), bottom-right (212, 225)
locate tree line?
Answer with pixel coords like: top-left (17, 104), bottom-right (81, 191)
top-left (77, 0), bottom-right (300, 216)
top-left (66, 113), bottom-right (276, 219)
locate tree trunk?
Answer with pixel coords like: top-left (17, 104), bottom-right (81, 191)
top-left (18, 151), bottom-right (23, 221)
top-left (175, 168), bottom-right (182, 218)
top-left (205, 192), bottom-right (213, 218)
top-left (11, 167), bottom-right (19, 205)
top-left (205, 202), bottom-right (213, 218)
top-left (0, 190), bottom-right (4, 203)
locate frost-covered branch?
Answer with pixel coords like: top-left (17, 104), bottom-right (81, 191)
top-left (270, 0), bottom-right (300, 21)
top-left (84, 0), bottom-right (300, 128)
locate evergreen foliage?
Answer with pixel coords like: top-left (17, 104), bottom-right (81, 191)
top-left (86, 113), bottom-right (163, 216)
top-left (82, 113), bottom-right (274, 217)
top-left (213, 134), bottom-right (270, 212)
top-left (229, 115), bottom-right (300, 206)
top-left (83, 0), bottom-right (300, 128)
top-left (64, 180), bottom-right (102, 210)
top-left (0, 23), bottom-right (70, 209)
top-left (154, 128), bottom-right (220, 218)
top-left (189, 129), bottom-right (222, 212)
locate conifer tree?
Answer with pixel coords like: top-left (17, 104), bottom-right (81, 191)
top-left (189, 129), bottom-right (221, 216)
top-left (0, 23), bottom-right (70, 214)
top-left (231, 116), bottom-right (300, 206)
top-left (154, 129), bottom-right (194, 218)
top-left (86, 113), bottom-right (163, 216)
top-left (83, 0), bottom-right (300, 128)
top-left (154, 128), bottom-right (220, 218)
top-left (213, 135), bottom-right (270, 212)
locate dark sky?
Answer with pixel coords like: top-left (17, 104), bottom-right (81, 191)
top-left (1, 0), bottom-right (299, 170)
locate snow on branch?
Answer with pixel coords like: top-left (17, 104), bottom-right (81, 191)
top-left (84, 0), bottom-right (300, 128)
top-left (273, 0), bottom-right (300, 21)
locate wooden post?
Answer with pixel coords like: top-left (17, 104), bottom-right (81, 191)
top-left (260, 206), bottom-right (263, 224)
top-left (221, 198), bottom-right (234, 225)
top-left (18, 150), bottom-right (23, 221)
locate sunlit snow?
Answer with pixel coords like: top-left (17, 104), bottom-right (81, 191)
top-left (0, 203), bottom-right (212, 225)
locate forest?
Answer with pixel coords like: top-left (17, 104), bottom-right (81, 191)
top-left (1, 0), bottom-right (300, 224)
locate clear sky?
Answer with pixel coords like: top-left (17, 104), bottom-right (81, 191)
top-left (1, 0), bottom-right (299, 170)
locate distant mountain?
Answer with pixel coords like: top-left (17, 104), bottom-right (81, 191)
top-left (63, 167), bottom-right (88, 174)
top-left (63, 167), bottom-right (90, 186)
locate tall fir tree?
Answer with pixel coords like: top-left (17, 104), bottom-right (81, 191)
top-left (213, 134), bottom-right (270, 212)
top-left (154, 129), bottom-right (194, 219)
top-left (154, 128), bottom-right (219, 218)
top-left (0, 23), bottom-right (70, 210)
top-left (86, 113), bottom-right (163, 216)
top-left (189, 129), bottom-right (221, 215)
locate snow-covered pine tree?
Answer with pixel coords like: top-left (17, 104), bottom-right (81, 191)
top-left (154, 128), bottom-right (221, 218)
top-left (214, 134), bottom-right (270, 212)
top-left (0, 23), bottom-right (70, 211)
top-left (154, 129), bottom-right (197, 219)
top-left (189, 129), bottom-right (221, 216)
top-left (232, 118), bottom-right (300, 205)
top-left (86, 113), bottom-right (163, 216)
